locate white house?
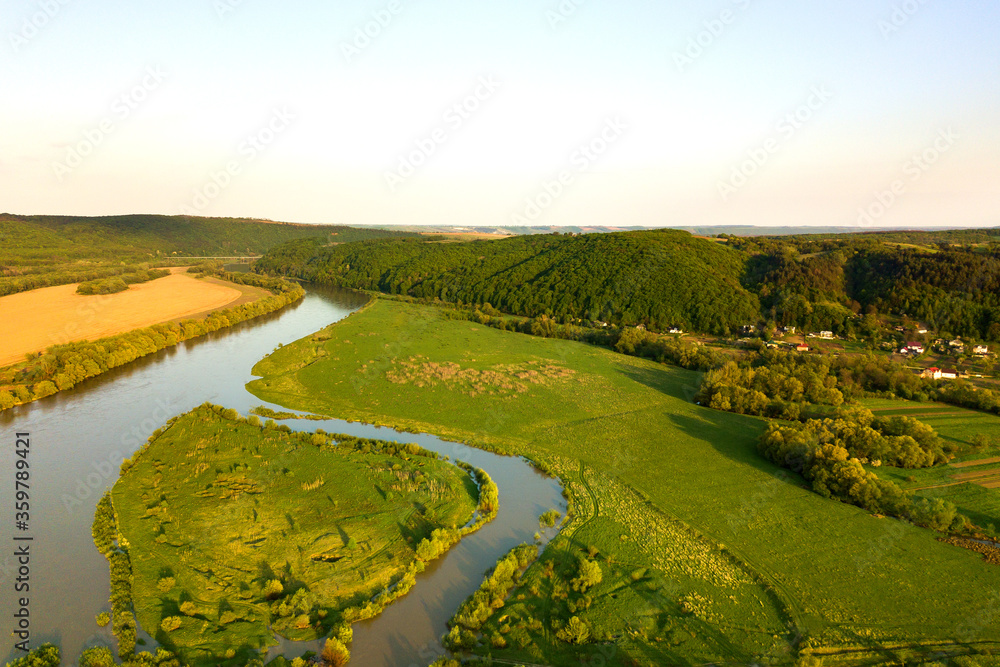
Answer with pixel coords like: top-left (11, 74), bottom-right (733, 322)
top-left (819, 331), bottom-right (834, 339)
top-left (974, 345), bottom-right (990, 355)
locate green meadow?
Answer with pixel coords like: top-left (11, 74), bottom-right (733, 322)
top-left (112, 406), bottom-right (478, 666)
top-left (248, 299), bottom-right (1000, 665)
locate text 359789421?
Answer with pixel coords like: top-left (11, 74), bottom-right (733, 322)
top-left (13, 432), bottom-right (33, 653)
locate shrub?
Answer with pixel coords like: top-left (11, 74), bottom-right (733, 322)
top-left (79, 646), bottom-right (116, 667)
top-left (160, 616), bottom-right (182, 632)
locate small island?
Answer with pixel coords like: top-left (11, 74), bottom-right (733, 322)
top-left (99, 404), bottom-right (491, 666)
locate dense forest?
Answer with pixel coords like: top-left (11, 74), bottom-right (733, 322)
top-left (256, 231), bottom-right (762, 334)
top-left (257, 227), bottom-right (1000, 340)
top-left (734, 233), bottom-right (1000, 340)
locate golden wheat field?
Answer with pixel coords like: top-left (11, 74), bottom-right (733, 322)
top-left (0, 269), bottom-right (242, 367)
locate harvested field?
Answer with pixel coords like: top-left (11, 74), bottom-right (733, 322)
top-left (952, 469), bottom-right (1000, 481)
top-left (0, 268), bottom-right (242, 366)
top-left (952, 456), bottom-right (1000, 469)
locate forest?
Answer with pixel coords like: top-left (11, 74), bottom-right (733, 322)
top-left (256, 231), bottom-right (763, 334)
top-left (257, 227), bottom-right (1000, 341)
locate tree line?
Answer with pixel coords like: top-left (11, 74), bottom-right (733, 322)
top-left (76, 268), bottom-right (170, 295)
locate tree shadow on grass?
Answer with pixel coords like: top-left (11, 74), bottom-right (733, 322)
top-left (615, 362), bottom-right (804, 484)
top-left (613, 362), bottom-right (703, 403)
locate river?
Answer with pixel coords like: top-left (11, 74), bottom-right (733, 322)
top-left (0, 286), bottom-right (565, 666)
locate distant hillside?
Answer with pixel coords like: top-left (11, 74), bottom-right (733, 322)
top-left (257, 230), bottom-right (761, 334)
top-left (0, 214), bottom-right (417, 268)
top-left (259, 226), bottom-right (1000, 340)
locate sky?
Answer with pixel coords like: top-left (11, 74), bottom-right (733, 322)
top-left (1, 0), bottom-right (998, 229)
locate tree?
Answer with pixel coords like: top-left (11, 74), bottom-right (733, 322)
top-left (321, 637), bottom-right (350, 667)
top-left (555, 616), bottom-right (591, 644)
top-left (571, 557), bottom-right (603, 592)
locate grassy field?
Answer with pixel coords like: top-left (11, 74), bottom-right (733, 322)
top-left (0, 269), bottom-right (242, 366)
top-left (248, 299), bottom-right (1000, 665)
top-left (112, 405), bottom-right (478, 666)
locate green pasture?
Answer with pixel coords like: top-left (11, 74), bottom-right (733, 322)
top-left (248, 299), bottom-right (1000, 664)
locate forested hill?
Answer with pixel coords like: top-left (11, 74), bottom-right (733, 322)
top-left (731, 232), bottom-right (1000, 340)
top-left (256, 230), bottom-right (761, 334)
top-left (0, 214), bottom-right (417, 267)
top-left (259, 226), bottom-right (1000, 340)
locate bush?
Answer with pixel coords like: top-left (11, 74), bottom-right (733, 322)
top-left (79, 646), bottom-right (116, 667)
top-left (160, 616), bottom-right (182, 632)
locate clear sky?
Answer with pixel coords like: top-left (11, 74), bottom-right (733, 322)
top-left (2, 0), bottom-right (998, 228)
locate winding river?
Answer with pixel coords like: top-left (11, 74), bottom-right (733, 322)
top-left (0, 286), bottom-right (566, 666)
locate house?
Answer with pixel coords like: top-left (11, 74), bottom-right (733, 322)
top-left (668, 327), bottom-right (684, 334)
top-left (917, 328), bottom-right (929, 334)
top-left (921, 367), bottom-right (942, 380)
top-left (894, 326), bottom-right (905, 333)
top-left (796, 344), bottom-right (810, 352)
top-left (974, 345), bottom-right (990, 355)
top-left (819, 331), bottom-right (834, 339)
top-left (906, 342), bottom-right (925, 354)
top-left (950, 339), bottom-right (965, 349)
top-left (940, 369), bottom-right (959, 380)
top-left (782, 326), bottom-right (797, 334)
